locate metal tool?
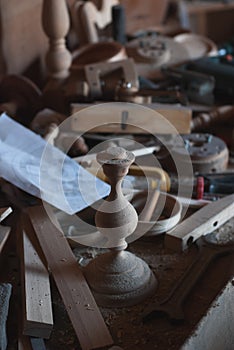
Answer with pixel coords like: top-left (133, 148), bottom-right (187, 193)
top-left (159, 133), bottom-right (229, 174)
top-left (202, 172), bottom-right (234, 195)
top-left (142, 226), bottom-right (234, 322)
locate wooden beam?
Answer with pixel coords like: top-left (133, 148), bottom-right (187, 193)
top-left (25, 205), bottom-right (113, 350)
top-left (20, 226), bottom-right (53, 339)
top-left (70, 103), bottom-right (191, 134)
top-left (165, 194), bottom-right (234, 252)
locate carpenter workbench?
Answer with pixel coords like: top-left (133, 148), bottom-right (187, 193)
top-left (1, 202), bottom-right (233, 350)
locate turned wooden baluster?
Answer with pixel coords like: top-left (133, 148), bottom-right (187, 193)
top-left (84, 147), bottom-right (158, 307)
top-left (42, 0), bottom-right (72, 79)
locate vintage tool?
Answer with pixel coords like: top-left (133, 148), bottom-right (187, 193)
top-left (161, 66), bottom-right (215, 105)
top-left (70, 53), bottom-right (188, 104)
top-left (0, 75), bottom-right (41, 125)
top-left (191, 105), bottom-right (234, 131)
top-left (125, 34), bottom-right (190, 79)
top-left (74, 145), bottom-right (171, 192)
top-left (159, 133), bottom-right (229, 174)
top-left (83, 58), bottom-right (139, 101)
top-left (165, 193), bottom-right (234, 252)
top-left (84, 147), bottom-right (157, 307)
top-left (202, 172), bottom-right (234, 195)
top-left (187, 57), bottom-right (234, 102)
top-left (71, 102), bottom-right (192, 134)
top-left (143, 226), bottom-right (234, 322)
top-left (112, 4), bottom-right (126, 44)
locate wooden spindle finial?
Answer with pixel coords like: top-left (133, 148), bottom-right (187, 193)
top-left (42, 0), bottom-right (72, 79)
top-left (84, 147), bottom-right (157, 307)
top-left (95, 146), bottom-right (137, 250)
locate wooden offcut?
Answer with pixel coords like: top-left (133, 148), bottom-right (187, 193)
top-left (165, 194), bottom-right (234, 252)
top-left (71, 103), bottom-right (191, 134)
top-left (20, 227), bottom-right (53, 339)
top-left (26, 205), bottom-right (113, 350)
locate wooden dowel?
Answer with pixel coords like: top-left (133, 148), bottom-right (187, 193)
top-left (139, 182), bottom-right (161, 222)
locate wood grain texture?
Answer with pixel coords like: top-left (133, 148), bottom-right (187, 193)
top-left (26, 205), bottom-right (113, 350)
top-left (165, 194), bottom-right (234, 252)
top-left (70, 103), bottom-right (191, 134)
top-left (20, 226), bottom-right (53, 339)
top-left (0, 225), bottom-right (11, 255)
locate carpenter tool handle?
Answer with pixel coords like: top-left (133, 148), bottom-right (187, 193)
top-left (138, 181), bottom-right (161, 222)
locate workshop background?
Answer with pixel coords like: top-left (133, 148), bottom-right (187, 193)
top-left (0, 1), bottom-right (234, 350)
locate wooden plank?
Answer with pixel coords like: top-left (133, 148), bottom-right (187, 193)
top-left (20, 225), bottom-right (53, 339)
top-left (25, 205), bottom-right (113, 350)
top-left (0, 226), bottom-right (11, 255)
top-left (0, 207), bottom-right (13, 223)
top-left (165, 194), bottom-right (234, 252)
top-left (70, 103), bottom-right (191, 134)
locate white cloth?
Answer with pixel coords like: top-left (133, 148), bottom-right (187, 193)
top-left (0, 113), bottom-right (110, 214)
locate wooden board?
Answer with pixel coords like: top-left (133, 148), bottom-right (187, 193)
top-left (0, 225), bottom-right (11, 255)
top-left (20, 227), bottom-right (53, 339)
top-left (25, 205), bottom-right (113, 350)
top-left (165, 194), bottom-right (234, 252)
top-left (70, 103), bottom-right (191, 134)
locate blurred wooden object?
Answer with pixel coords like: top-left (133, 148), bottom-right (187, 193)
top-left (72, 0), bottom-right (119, 45)
top-left (20, 226), bottom-right (53, 338)
top-left (71, 102), bottom-right (192, 134)
top-left (0, 1), bottom-right (47, 79)
top-left (42, 0), bottom-right (72, 79)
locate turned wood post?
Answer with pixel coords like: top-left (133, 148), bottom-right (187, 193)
top-left (42, 0), bottom-right (72, 79)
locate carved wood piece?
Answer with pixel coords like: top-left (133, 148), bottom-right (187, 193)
top-left (42, 0), bottom-right (72, 78)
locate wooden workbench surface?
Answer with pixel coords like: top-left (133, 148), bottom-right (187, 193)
top-left (1, 215), bottom-right (233, 350)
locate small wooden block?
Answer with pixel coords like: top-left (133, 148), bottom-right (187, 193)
top-left (165, 194), bottom-right (234, 252)
top-left (70, 103), bottom-right (192, 134)
top-left (25, 205), bottom-right (113, 350)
